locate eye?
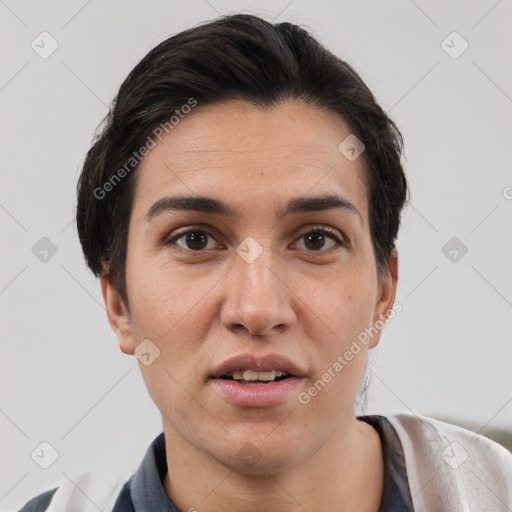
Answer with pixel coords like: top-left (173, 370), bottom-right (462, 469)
top-left (167, 228), bottom-right (219, 251)
top-left (292, 227), bottom-right (345, 252)
top-left (165, 226), bottom-right (346, 253)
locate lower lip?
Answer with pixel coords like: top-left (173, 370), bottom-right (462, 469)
top-left (210, 377), bottom-right (304, 408)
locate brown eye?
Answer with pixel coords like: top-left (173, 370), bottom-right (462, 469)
top-left (304, 232), bottom-right (327, 251)
top-left (294, 228), bottom-right (344, 252)
top-left (168, 229), bottom-right (216, 251)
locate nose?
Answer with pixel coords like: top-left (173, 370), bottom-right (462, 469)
top-left (220, 240), bottom-right (296, 337)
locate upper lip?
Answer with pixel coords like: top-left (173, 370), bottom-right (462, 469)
top-left (211, 353), bottom-right (307, 379)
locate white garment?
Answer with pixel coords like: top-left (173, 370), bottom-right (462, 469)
top-left (18, 413), bottom-right (512, 512)
top-left (388, 414), bottom-right (512, 511)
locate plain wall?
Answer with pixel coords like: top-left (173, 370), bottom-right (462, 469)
top-left (1, 0), bottom-right (511, 509)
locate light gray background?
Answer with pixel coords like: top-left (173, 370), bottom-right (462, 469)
top-left (1, 0), bottom-right (511, 509)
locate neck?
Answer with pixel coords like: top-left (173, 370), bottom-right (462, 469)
top-left (162, 411), bottom-right (384, 512)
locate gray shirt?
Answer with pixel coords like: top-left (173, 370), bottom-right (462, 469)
top-left (18, 415), bottom-right (414, 511)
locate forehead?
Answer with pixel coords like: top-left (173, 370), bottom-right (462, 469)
top-left (131, 99), bottom-right (369, 225)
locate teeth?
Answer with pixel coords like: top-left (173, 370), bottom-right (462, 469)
top-left (245, 370), bottom-right (275, 381)
top-left (229, 370), bottom-right (289, 381)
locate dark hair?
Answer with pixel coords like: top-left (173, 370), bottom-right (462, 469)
top-left (76, 13), bottom-right (408, 310)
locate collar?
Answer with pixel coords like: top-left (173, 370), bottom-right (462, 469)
top-left (129, 432), bottom-right (179, 512)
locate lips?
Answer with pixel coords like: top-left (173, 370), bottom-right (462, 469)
top-left (210, 353), bottom-right (307, 380)
top-left (209, 353), bottom-right (306, 408)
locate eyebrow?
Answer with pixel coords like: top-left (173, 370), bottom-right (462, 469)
top-left (144, 193), bottom-right (362, 226)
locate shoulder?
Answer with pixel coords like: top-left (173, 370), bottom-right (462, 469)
top-left (386, 412), bottom-right (512, 511)
top-left (14, 470), bottom-right (134, 512)
top-left (387, 412), bottom-right (512, 470)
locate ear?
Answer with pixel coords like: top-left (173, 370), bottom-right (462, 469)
top-left (368, 248), bottom-right (399, 349)
top-left (100, 273), bottom-right (136, 355)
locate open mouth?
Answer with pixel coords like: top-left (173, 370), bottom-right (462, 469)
top-left (210, 365), bottom-right (305, 407)
top-left (220, 370), bottom-right (292, 386)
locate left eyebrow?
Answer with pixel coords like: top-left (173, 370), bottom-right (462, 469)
top-left (144, 193), bottom-right (362, 226)
top-left (276, 194), bottom-right (362, 226)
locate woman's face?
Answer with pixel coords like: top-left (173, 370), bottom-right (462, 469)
top-left (103, 99), bottom-right (397, 473)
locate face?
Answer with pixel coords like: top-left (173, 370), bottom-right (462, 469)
top-left (102, 99), bottom-right (397, 474)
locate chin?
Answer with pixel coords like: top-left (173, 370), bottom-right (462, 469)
top-left (213, 427), bottom-right (311, 476)
top-left (223, 447), bottom-right (303, 476)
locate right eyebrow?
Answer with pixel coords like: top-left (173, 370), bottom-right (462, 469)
top-left (145, 195), bottom-right (241, 222)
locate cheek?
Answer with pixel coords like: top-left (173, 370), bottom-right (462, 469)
top-left (305, 269), bottom-right (376, 345)
top-left (140, 360), bottom-right (206, 439)
top-left (126, 254), bottom-right (207, 339)
top-left (126, 257), bottom-right (215, 375)
top-left (300, 270), bottom-right (374, 400)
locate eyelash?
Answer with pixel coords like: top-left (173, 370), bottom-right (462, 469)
top-left (165, 225), bottom-right (346, 254)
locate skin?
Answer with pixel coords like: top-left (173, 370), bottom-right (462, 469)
top-left (101, 99), bottom-right (398, 511)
